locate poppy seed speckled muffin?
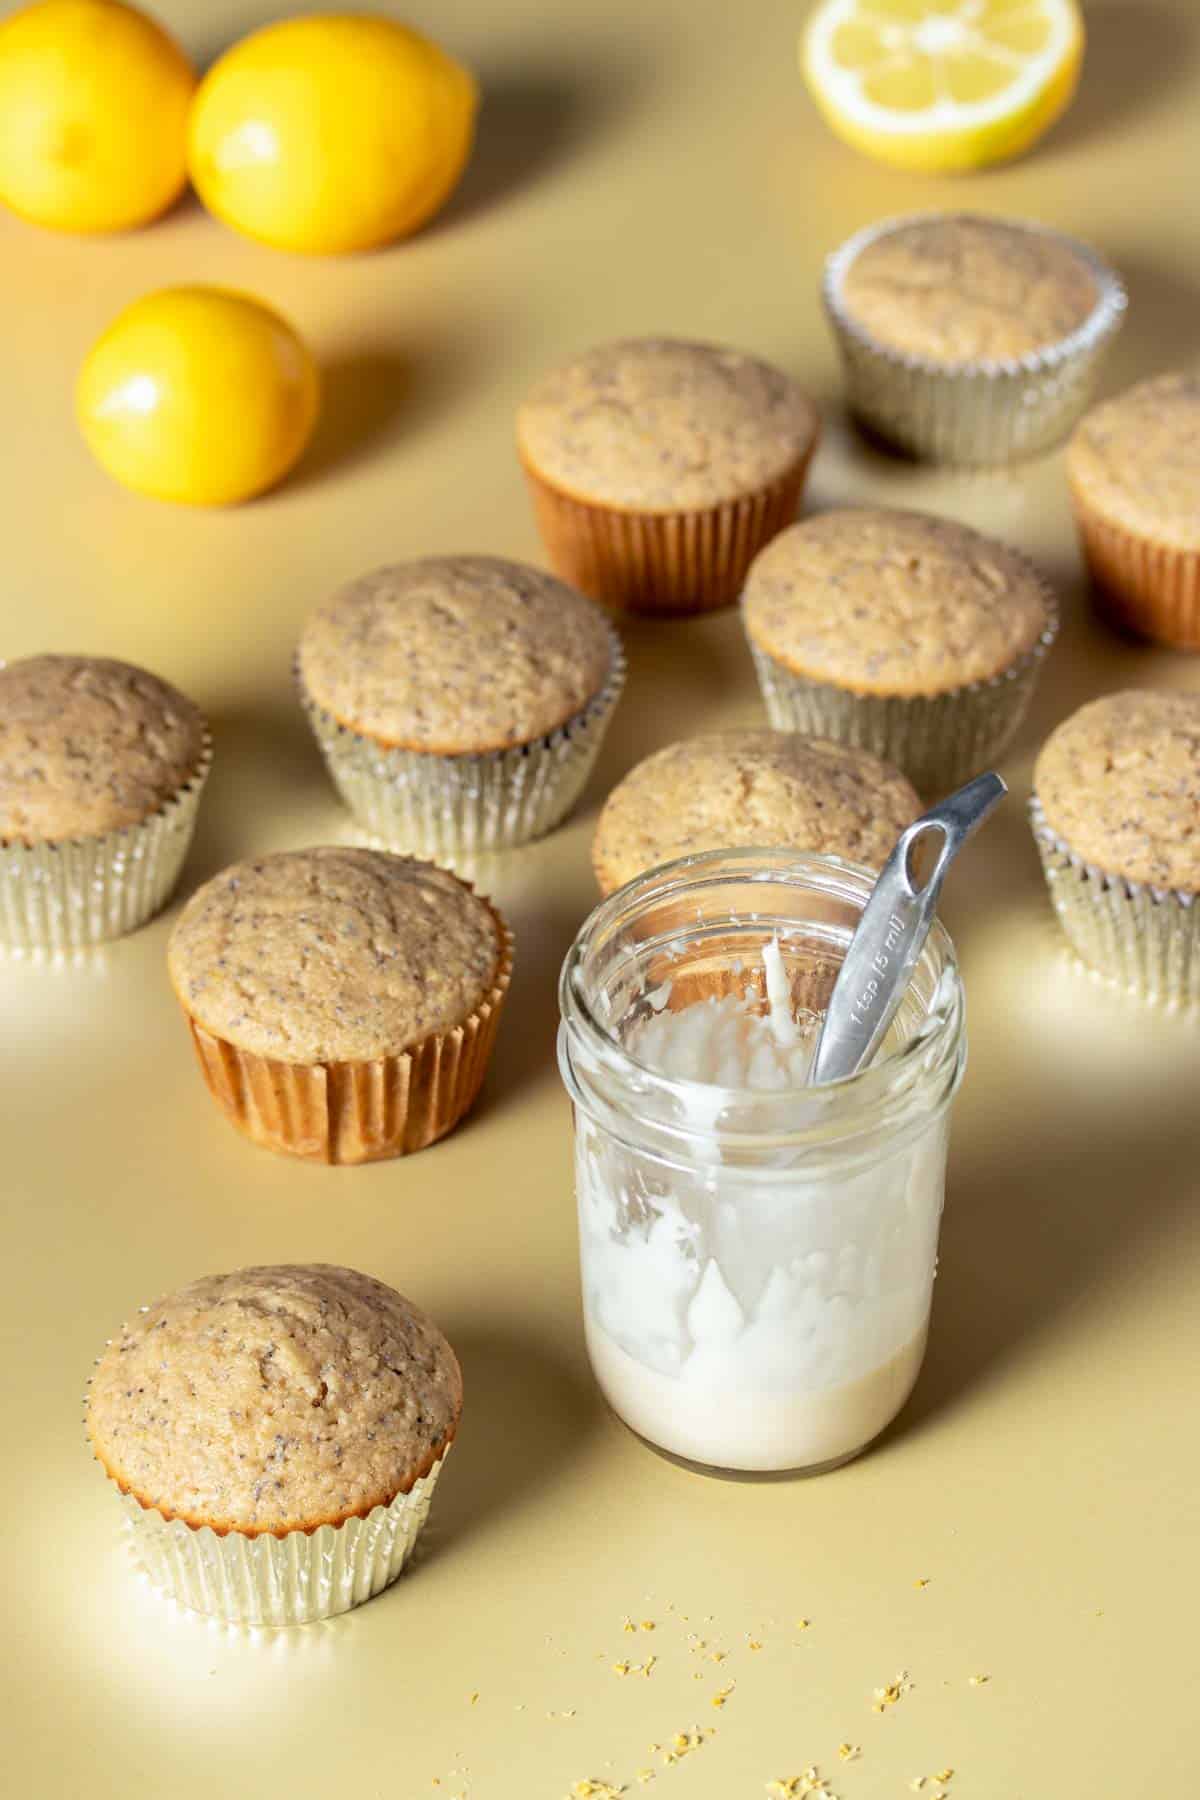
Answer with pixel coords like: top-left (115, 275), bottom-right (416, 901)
top-left (0, 653), bottom-right (211, 951)
top-left (1031, 690), bottom-right (1200, 1002)
top-left (824, 214), bottom-right (1125, 465)
top-left (742, 508), bottom-right (1058, 792)
top-left (592, 731), bottom-right (920, 896)
top-left (1067, 370), bottom-right (1200, 648)
top-left (168, 846), bottom-right (513, 1162)
top-left (298, 556), bottom-right (624, 856)
top-left (517, 337), bottom-right (819, 615)
top-left (86, 1263), bottom-right (462, 1624)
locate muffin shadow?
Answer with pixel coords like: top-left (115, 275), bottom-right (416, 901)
top-left (184, 695), bottom-right (337, 883)
top-left (1022, 541), bottom-right (1182, 743)
top-left (591, 610), bottom-right (761, 787)
top-left (413, 1322), bottom-right (601, 1559)
top-left (472, 885), bottom-right (586, 1110)
top-left (1099, 254), bottom-right (1200, 394)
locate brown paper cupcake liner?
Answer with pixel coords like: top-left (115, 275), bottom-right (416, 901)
top-left (300, 637), bottom-right (625, 860)
top-left (0, 736), bottom-right (212, 954)
top-left (746, 590), bottom-right (1058, 795)
top-left (109, 1453), bottom-right (446, 1626)
top-left (823, 217), bottom-right (1126, 467)
top-left (1069, 485), bottom-right (1200, 650)
top-left (1030, 797), bottom-right (1200, 1005)
top-left (178, 910), bottom-right (514, 1163)
top-left (520, 449), bottom-right (816, 616)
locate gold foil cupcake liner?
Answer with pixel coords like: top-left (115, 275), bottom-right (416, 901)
top-left (300, 637), bottom-right (625, 860)
top-left (1070, 486), bottom-right (1200, 650)
top-left (1030, 797), bottom-right (1200, 1005)
top-left (746, 591), bottom-right (1058, 795)
top-left (520, 450), bottom-right (816, 616)
top-left (823, 216), bottom-right (1126, 467)
top-left (113, 1454), bottom-right (446, 1626)
top-left (0, 738), bottom-right (212, 953)
top-left (178, 909), bottom-right (513, 1163)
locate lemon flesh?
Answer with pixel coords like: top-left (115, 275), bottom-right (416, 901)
top-left (802, 0), bottom-right (1085, 173)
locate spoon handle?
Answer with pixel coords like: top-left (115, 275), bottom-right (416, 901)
top-left (808, 772), bottom-right (1008, 1086)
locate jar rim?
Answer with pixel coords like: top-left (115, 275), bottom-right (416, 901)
top-left (559, 846), bottom-right (965, 1149)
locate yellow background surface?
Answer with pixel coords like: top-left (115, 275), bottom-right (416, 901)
top-left (3, 1), bottom-right (1199, 1794)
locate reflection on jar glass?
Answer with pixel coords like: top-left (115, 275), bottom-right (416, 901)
top-left (557, 848), bottom-right (967, 1475)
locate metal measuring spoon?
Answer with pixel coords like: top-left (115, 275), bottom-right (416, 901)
top-left (808, 771), bottom-right (1008, 1086)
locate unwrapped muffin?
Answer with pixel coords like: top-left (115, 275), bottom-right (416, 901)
top-left (168, 846), bottom-right (513, 1162)
top-left (742, 508), bottom-right (1057, 792)
top-left (1067, 370), bottom-right (1200, 648)
top-left (86, 1263), bottom-right (462, 1625)
top-left (517, 337), bottom-right (819, 614)
top-left (592, 730), bottom-right (919, 895)
top-left (1031, 690), bottom-right (1200, 1002)
top-left (823, 213), bottom-right (1125, 465)
top-left (0, 653), bottom-right (210, 952)
top-left (298, 555), bottom-right (623, 856)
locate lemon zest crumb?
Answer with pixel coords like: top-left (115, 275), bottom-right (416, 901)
top-left (871, 1671), bottom-right (911, 1713)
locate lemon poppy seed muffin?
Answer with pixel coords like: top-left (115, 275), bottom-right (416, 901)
top-left (592, 730), bottom-right (919, 896)
top-left (298, 555), bottom-right (624, 852)
top-left (1035, 692), bottom-right (1200, 893)
top-left (1067, 370), bottom-right (1200, 647)
top-left (0, 653), bottom-right (211, 949)
top-left (168, 846), bottom-right (513, 1160)
top-left (300, 555), bottom-right (616, 753)
top-left (743, 509), bottom-right (1056, 792)
top-left (86, 1263), bottom-right (462, 1623)
top-left (517, 337), bottom-right (819, 613)
top-left (0, 654), bottom-right (206, 841)
top-left (838, 215), bottom-right (1100, 366)
top-left (1031, 690), bottom-right (1200, 1002)
top-left (824, 214), bottom-right (1125, 464)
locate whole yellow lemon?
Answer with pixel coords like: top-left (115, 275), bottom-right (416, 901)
top-left (0, 0), bottom-right (195, 233)
top-left (187, 14), bottom-right (478, 255)
top-left (76, 286), bottom-right (320, 506)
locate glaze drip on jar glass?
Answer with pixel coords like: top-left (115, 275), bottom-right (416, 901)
top-left (558, 850), bottom-right (966, 1474)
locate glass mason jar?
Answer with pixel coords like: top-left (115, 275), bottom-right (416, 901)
top-left (557, 848), bottom-right (966, 1475)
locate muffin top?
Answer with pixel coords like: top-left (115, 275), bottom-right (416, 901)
top-left (516, 337), bottom-right (819, 511)
top-left (743, 508), bottom-right (1052, 697)
top-left (592, 730), bottom-right (920, 895)
top-left (836, 215), bottom-right (1101, 366)
top-left (87, 1264), bottom-right (462, 1534)
top-left (1067, 370), bottom-right (1200, 551)
top-left (0, 654), bottom-right (207, 843)
top-left (298, 556), bottom-right (616, 754)
top-left (1034, 690), bottom-right (1200, 892)
top-left (168, 847), bottom-right (505, 1063)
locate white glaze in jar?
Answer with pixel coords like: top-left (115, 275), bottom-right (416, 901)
top-left (558, 850), bottom-right (966, 1474)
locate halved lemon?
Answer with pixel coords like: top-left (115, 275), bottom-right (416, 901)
top-left (801, 0), bottom-right (1085, 173)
